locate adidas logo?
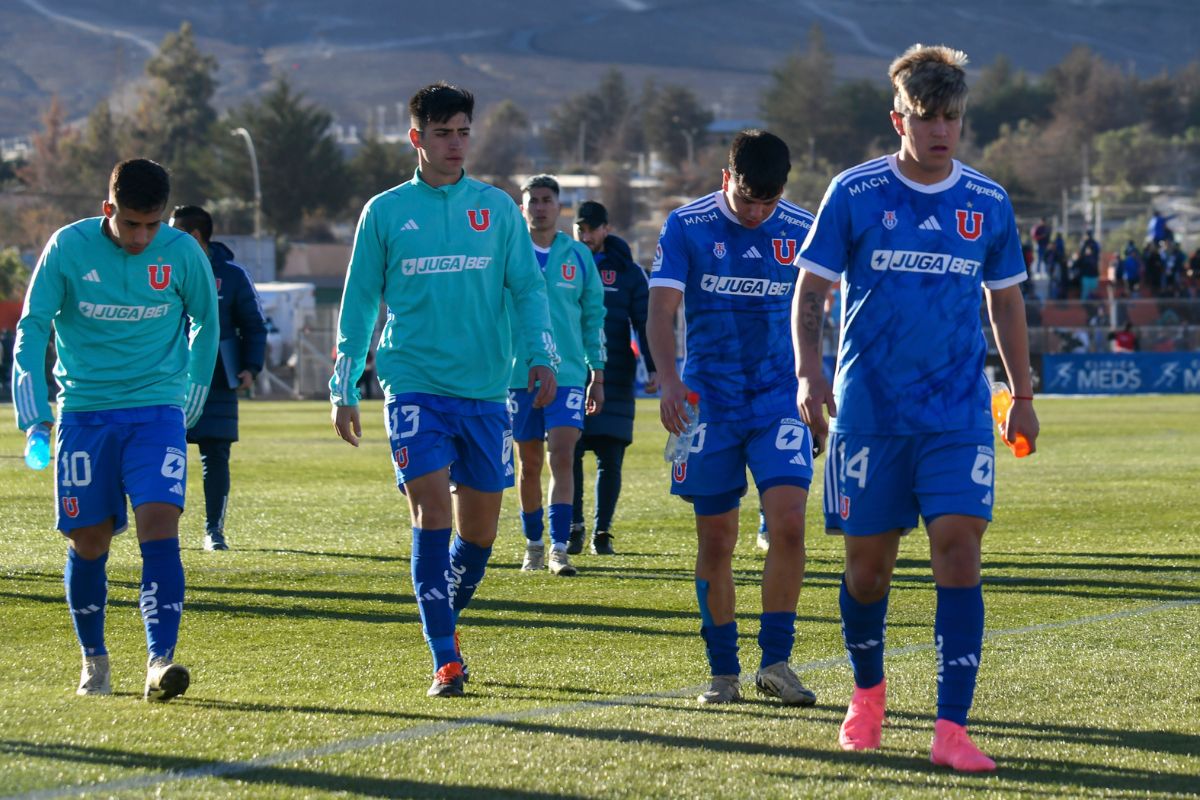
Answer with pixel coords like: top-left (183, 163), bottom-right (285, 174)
top-left (918, 215), bottom-right (942, 231)
top-left (71, 604), bottom-right (102, 616)
top-left (170, 483), bottom-right (184, 496)
top-left (742, 246), bottom-right (762, 259)
top-left (981, 490), bottom-right (993, 506)
top-left (82, 269), bottom-right (101, 283)
top-left (421, 588), bottom-right (446, 601)
top-left (846, 638), bottom-right (880, 650)
top-left (163, 602), bottom-right (184, 613)
top-left (789, 452), bottom-right (808, 466)
top-left (401, 219), bottom-right (420, 231)
top-left (947, 654), bottom-right (980, 668)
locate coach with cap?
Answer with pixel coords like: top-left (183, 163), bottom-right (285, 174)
top-left (569, 200), bottom-right (657, 555)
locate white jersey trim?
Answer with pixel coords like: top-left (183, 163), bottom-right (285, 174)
top-left (797, 258), bottom-right (842, 282)
top-left (648, 277), bottom-right (686, 292)
top-left (984, 272), bottom-right (1027, 291)
top-left (886, 154), bottom-right (963, 194)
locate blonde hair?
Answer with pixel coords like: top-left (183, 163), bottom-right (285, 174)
top-left (889, 44), bottom-right (969, 117)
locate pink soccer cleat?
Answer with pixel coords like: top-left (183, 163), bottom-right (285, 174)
top-left (838, 680), bottom-right (886, 751)
top-left (930, 719), bottom-right (997, 772)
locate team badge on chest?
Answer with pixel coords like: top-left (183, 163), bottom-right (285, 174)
top-left (882, 210), bottom-right (898, 230)
top-left (772, 238), bottom-right (797, 264)
top-left (713, 242), bottom-right (726, 258)
top-left (601, 270), bottom-right (616, 285)
top-left (956, 210), bottom-right (983, 241)
top-left (148, 263), bottom-right (171, 290)
top-left (467, 209), bottom-right (490, 231)
top-left (562, 262), bottom-right (576, 281)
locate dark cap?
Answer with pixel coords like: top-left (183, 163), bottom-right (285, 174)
top-left (575, 200), bottom-right (608, 228)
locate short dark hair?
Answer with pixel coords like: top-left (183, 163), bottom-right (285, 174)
top-left (170, 204), bottom-right (213, 243)
top-left (409, 82), bottom-right (475, 130)
top-left (109, 158), bottom-right (170, 212)
top-left (521, 174), bottom-right (560, 197)
top-left (727, 130), bottom-right (790, 199)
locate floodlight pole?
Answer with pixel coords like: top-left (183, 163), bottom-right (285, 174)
top-left (231, 127), bottom-right (263, 238)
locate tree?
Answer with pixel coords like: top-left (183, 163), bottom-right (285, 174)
top-left (471, 100), bottom-right (531, 194)
top-left (542, 69), bottom-right (637, 167)
top-left (17, 96), bottom-right (80, 206)
top-left (643, 85), bottom-right (712, 170)
top-left (0, 247), bottom-right (30, 301)
top-left (129, 22), bottom-right (219, 205)
top-left (62, 101), bottom-right (125, 213)
top-left (967, 55), bottom-right (1053, 148)
top-left (348, 136), bottom-right (416, 208)
top-left (1043, 46), bottom-right (1139, 138)
top-left (761, 26), bottom-right (833, 162)
top-left (216, 77), bottom-right (350, 237)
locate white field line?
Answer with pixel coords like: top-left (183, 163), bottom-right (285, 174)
top-left (6, 597), bottom-right (1198, 800)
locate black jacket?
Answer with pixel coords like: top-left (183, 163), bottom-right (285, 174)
top-left (187, 241), bottom-right (268, 442)
top-left (583, 235), bottom-right (655, 443)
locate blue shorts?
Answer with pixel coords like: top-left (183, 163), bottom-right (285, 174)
top-left (822, 429), bottom-right (995, 535)
top-left (509, 386), bottom-right (585, 442)
top-left (384, 393), bottom-right (512, 493)
top-left (669, 411), bottom-right (814, 505)
top-left (55, 405), bottom-right (187, 535)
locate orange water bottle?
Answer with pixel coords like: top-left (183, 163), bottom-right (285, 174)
top-left (990, 381), bottom-right (1031, 458)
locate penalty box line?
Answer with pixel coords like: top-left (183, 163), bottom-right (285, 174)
top-left (7, 597), bottom-right (1198, 800)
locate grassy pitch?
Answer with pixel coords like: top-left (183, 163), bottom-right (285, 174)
top-left (1, 396), bottom-right (1197, 799)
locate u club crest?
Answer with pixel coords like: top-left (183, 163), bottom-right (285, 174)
top-left (881, 210), bottom-right (898, 230)
top-left (148, 263), bottom-right (171, 290)
top-left (956, 210), bottom-right (983, 241)
top-left (712, 241), bottom-right (726, 258)
top-left (467, 209), bottom-right (490, 231)
top-left (600, 270), bottom-right (616, 285)
top-left (562, 262), bottom-right (576, 281)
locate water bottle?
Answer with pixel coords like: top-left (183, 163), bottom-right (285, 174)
top-left (989, 382), bottom-right (1031, 458)
top-left (664, 392), bottom-right (701, 465)
top-left (24, 424), bottom-right (51, 471)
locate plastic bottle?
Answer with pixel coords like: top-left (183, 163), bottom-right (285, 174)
top-left (990, 382), bottom-right (1031, 458)
top-left (664, 392), bottom-right (701, 465)
top-left (24, 424), bottom-right (51, 471)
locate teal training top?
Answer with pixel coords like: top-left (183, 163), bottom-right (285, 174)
top-left (12, 217), bottom-right (219, 430)
top-left (331, 169), bottom-right (555, 406)
top-left (508, 232), bottom-right (606, 389)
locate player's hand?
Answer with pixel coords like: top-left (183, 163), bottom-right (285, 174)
top-left (1005, 398), bottom-right (1040, 455)
top-left (658, 375), bottom-right (692, 435)
top-left (529, 365), bottom-right (557, 408)
top-left (237, 369), bottom-right (255, 390)
top-left (797, 373), bottom-right (836, 456)
top-left (586, 381), bottom-right (604, 415)
top-left (332, 404), bottom-right (362, 447)
top-left (643, 371), bottom-right (659, 395)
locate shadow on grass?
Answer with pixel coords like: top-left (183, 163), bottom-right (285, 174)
top-left (0, 739), bottom-right (587, 799)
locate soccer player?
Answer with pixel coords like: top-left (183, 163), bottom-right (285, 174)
top-left (570, 200), bottom-right (656, 556)
top-left (511, 177), bottom-right (606, 576)
top-left (12, 158), bottom-right (218, 701)
top-left (331, 83), bottom-right (557, 698)
top-left (648, 130), bottom-right (818, 707)
top-left (793, 45), bottom-right (1039, 772)
top-left (169, 205), bottom-right (268, 552)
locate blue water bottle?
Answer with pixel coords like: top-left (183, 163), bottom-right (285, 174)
top-left (664, 392), bottom-right (701, 465)
top-left (24, 424), bottom-right (51, 471)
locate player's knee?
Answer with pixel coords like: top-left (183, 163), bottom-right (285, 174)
top-left (765, 507), bottom-right (807, 546)
top-left (845, 562), bottom-right (891, 603)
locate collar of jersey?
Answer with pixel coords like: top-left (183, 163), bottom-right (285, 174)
top-left (412, 167), bottom-right (468, 195)
top-left (715, 188), bottom-right (777, 228)
top-left (885, 154), bottom-right (962, 194)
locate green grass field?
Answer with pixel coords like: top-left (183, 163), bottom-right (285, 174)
top-left (1, 396), bottom-right (1198, 799)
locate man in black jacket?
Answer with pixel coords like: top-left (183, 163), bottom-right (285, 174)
top-left (570, 201), bottom-right (657, 555)
top-left (169, 206), bottom-right (268, 551)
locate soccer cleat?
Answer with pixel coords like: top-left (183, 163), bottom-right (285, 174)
top-left (521, 542), bottom-right (545, 571)
top-left (76, 654), bottom-right (111, 696)
top-left (427, 662), bottom-right (465, 698)
top-left (144, 657), bottom-right (190, 702)
top-left (697, 674), bottom-right (741, 704)
top-left (548, 548), bottom-right (577, 577)
top-left (567, 523), bottom-right (586, 555)
top-left (756, 531), bottom-right (770, 551)
top-left (454, 629), bottom-right (470, 683)
top-left (203, 531), bottom-right (228, 551)
top-left (591, 531), bottom-right (615, 555)
top-left (838, 680), bottom-right (886, 751)
top-left (930, 719), bottom-right (996, 772)
top-left (755, 661), bottom-right (817, 706)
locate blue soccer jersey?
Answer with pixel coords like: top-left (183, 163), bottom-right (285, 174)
top-left (797, 156), bottom-right (1026, 435)
top-left (651, 191), bottom-right (813, 421)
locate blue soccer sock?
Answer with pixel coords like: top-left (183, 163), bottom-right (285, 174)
top-left (139, 538), bottom-right (185, 662)
top-left (520, 508), bottom-right (545, 543)
top-left (696, 579), bottom-right (740, 675)
top-left (935, 583), bottom-right (984, 725)
top-left (449, 534), bottom-right (492, 624)
top-left (64, 549), bottom-right (108, 657)
top-left (840, 576), bottom-right (888, 689)
top-left (411, 527), bottom-right (458, 670)
top-left (548, 503), bottom-right (572, 549)
top-left (757, 611), bottom-right (796, 669)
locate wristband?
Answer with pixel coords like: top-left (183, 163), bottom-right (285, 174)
top-left (1012, 395), bottom-right (1034, 401)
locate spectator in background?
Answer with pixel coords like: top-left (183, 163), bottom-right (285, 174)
top-left (1045, 237), bottom-right (1067, 299)
top-left (1120, 241), bottom-right (1142, 296)
top-left (1147, 210), bottom-right (1174, 245)
top-left (169, 205), bottom-right (268, 552)
top-left (1079, 230), bottom-right (1101, 299)
top-left (1188, 246), bottom-right (1200, 297)
top-left (1030, 217), bottom-right (1050, 273)
top-left (1108, 321), bottom-right (1138, 353)
top-left (1142, 242), bottom-right (1164, 296)
top-left (570, 200), bottom-right (656, 556)
top-left (1162, 240), bottom-right (1186, 297)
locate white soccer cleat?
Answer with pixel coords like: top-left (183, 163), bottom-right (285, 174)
top-left (144, 657), bottom-right (190, 702)
top-left (548, 547), bottom-right (577, 577)
top-left (521, 542), bottom-right (545, 571)
top-left (755, 661), bottom-right (817, 706)
top-left (697, 674), bottom-right (741, 704)
top-left (76, 654), bottom-right (111, 696)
